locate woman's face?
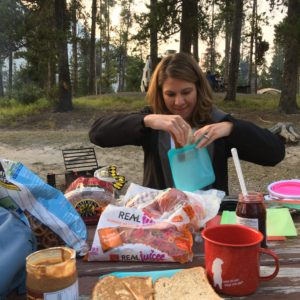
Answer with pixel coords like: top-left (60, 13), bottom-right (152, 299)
top-left (162, 77), bottom-right (197, 121)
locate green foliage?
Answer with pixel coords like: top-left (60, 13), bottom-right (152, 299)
top-left (46, 86), bottom-right (59, 104)
top-left (74, 93), bottom-right (300, 113)
top-left (17, 1), bottom-right (57, 90)
top-left (275, 8), bottom-right (300, 44)
top-left (0, 97), bottom-right (50, 125)
top-left (13, 82), bottom-right (43, 104)
top-left (77, 25), bottom-right (90, 96)
top-left (13, 65), bottom-right (39, 88)
top-left (238, 59), bottom-right (249, 86)
top-left (124, 55), bottom-right (144, 91)
top-left (0, 0), bottom-right (26, 59)
top-left (269, 42), bottom-right (284, 89)
top-left (256, 39), bottom-right (269, 66)
top-left (214, 93), bottom-right (283, 111)
top-left (12, 66), bottom-right (45, 104)
top-left (133, 0), bottom-right (210, 51)
top-left (74, 93), bottom-right (146, 111)
top-left (258, 64), bottom-right (272, 88)
top-left (1, 93), bottom-right (300, 128)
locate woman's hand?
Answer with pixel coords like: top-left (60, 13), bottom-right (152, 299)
top-left (144, 114), bottom-right (192, 147)
top-left (194, 121), bottom-right (233, 148)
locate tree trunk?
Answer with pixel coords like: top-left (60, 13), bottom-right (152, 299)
top-left (180, 0), bottom-right (196, 54)
top-left (71, 1), bottom-right (78, 97)
top-left (254, 7), bottom-right (258, 94)
top-left (8, 50), bottom-right (13, 99)
top-left (150, 0), bottom-right (159, 72)
top-left (119, 2), bottom-right (131, 92)
top-left (278, 39), bottom-right (300, 112)
top-left (47, 56), bottom-right (55, 96)
top-left (55, 0), bottom-right (73, 112)
top-left (122, 15), bottom-right (130, 91)
top-left (224, 0), bottom-right (244, 102)
top-left (99, 0), bottom-right (104, 95)
top-left (105, 0), bottom-right (111, 92)
top-left (248, 0), bottom-right (256, 93)
top-left (192, 27), bottom-right (199, 62)
top-left (224, 0), bottom-right (233, 87)
top-left (192, 0), bottom-right (199, 61)
top-left (89, 0), bottom-right (97, 95)
top-left (209, 0), bottom-right (215, 72)
top-left (278, 0), bottom-right (300, 114)
top-left (0, 59), bottom-right (4, 97)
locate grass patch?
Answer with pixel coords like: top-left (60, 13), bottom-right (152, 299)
top-left (74, 93), bottom-right (147, 111)
top-left (1, 92), bottom-right (299, 127)
top-left (214, 93), bottom-right (282, 112)
top-left (0, 98), bottom-right (51, 126)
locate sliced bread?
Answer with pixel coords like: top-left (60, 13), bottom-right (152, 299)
top-left (154, 267), bottom-right (223, 300)
top-left (92, 275), bottom-right (154, 300)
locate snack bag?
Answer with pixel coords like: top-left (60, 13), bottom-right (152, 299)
top-left (87, 205), bottom-right (193, 263)
top-left (65, 176), bottom-right (115, 225)
top-left (94, 165), bottom-right (127, 191)
top-left (0, 159), bottom-right (88, 255)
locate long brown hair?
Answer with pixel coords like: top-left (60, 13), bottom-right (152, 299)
top-left (146, 52), bottom-right (213, 127)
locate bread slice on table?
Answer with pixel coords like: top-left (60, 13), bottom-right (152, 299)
top-left (154, 267), bottom-right (223, 300)
top-left (92, 275), bottom-right (154, 300)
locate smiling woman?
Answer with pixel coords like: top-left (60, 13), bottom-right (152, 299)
top-left (89, 52), bottom-right (285, 195)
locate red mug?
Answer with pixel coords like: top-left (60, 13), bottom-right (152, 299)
top-left (201, 224), bottom-right (279, 296)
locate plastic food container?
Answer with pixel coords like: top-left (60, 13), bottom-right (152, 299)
top-left (26, 247), bottom-right (79, 299)
top-left (168, 144), bottom-right (215, 192)
top-left (267, 180), bottom-right (300, 199)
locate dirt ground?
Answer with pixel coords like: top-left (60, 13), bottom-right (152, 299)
top-left (1, 104), bottom-right (300, 195)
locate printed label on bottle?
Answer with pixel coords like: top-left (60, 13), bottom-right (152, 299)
top-left (44, 280), bottom-right (79, 300)
top-left (236, 216), bottom-right (259, 230)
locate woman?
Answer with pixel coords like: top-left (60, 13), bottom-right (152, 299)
top-left (89, 52), bottom-right (285, 195)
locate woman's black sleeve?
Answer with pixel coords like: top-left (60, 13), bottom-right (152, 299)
top-left (89, 111), bottom-right (150, 147)
top-left (224, 115), bottom-right (285, 166)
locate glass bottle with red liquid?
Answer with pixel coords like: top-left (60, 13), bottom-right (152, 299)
top-left (235, 192), bottom-right (267, 248)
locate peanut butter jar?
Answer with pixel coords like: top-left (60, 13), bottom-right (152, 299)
top-left (26, 247), bottom-right (78, 299)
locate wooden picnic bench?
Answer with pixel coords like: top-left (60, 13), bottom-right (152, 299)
top-left (77, 201), bottom-right (300, 299)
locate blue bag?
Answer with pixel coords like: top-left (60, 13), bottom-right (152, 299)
top-left (0, 159), bottom-right (88, 255)
top-left (168, 144), bottom-right (215, 192)
top-left (0, 207), bottom-right (37, 299)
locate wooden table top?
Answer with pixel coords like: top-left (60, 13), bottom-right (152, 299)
top-left (77, 208), bottom-right (300, 300)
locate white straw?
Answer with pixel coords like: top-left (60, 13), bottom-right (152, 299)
top-left (231, 148), bottom-right (248, 196)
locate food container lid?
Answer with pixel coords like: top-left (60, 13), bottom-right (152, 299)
top-left (267, 180), bottom-right (300, 199)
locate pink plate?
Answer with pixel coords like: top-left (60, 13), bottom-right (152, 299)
top-left (268, 180), bottom-right (300, 199)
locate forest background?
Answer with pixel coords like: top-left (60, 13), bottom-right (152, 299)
top-left (0, 0), bottom-right (300, 195)
top-left (0, 0), bottom-right (300, 115)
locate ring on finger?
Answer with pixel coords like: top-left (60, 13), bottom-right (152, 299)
top-left (203, 134), bottom-right (210, 139)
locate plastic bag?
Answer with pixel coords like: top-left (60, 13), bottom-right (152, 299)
top-left (124, 184), bottom-right (223, 231)
top-left (0, 159), bottom-right (88, 255)
top-left (0, 207), bottom-right (37, 298)
top-left (65, 176), bottom-right (115, 225)
top-left (87, 205), bottom-right (193, 263)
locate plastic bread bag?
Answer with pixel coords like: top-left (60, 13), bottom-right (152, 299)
top-left (65, 176), bottom-right (116, 225)
top-left (123, 183), bottom-right (224, 231)
top-left (0, 159), bottom-right (89, 256)
top-left (87, 205), bottom-right (193, 263)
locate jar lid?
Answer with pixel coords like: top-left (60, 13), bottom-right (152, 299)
top-left (268, 180), bottom-right (300, 199)
top-left (238, 192), bottom-right (264, 202)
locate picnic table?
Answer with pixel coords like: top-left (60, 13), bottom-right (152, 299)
top-left (77, 200), bottom-right (300, 300)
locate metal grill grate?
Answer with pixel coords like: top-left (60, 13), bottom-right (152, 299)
top-left (62, 147), bottom-right (99, 172)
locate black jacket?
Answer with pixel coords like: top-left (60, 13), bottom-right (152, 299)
top-left (89, 107), bottom-right (285, 195)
